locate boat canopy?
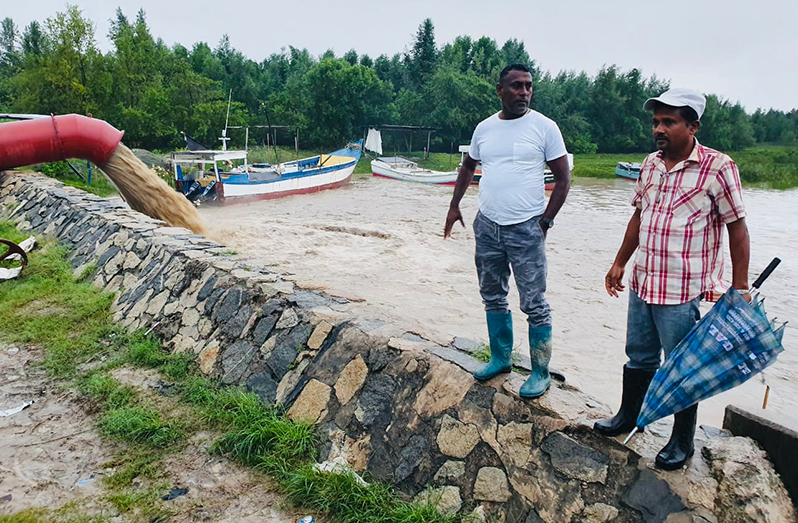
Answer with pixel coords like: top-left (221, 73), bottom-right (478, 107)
top-left (170, 150), bottom-right (248, 165)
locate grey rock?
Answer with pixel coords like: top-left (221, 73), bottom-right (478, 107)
top-left (221, 304), bottom-right (253, 338)
top-left (452, 337), bottom-right (481, 352)
top-left (356, 374), bottom-right (396, 427)
top-left (247, 373), bottom-right (278, 403)
top-left (367, 345), bottom-right (394, 372)
top-left (196, 275), bottom-right (217, 301)
top-left (266, 324), bottom-right (310, 379)
top-left (540, 432), bottom-right (609, 484)
top-left (395, 434), bottom-right (428, 482)
top-left (253, 314), bottom-right (278, 346)
top-left (96, 245), bottom-right (121, 268)
top-left (204, 287), bottom-right (226, 315)
top-left (427, 346), bottom-right (482, 374)
top-left (216, 288), bottom-right (246, 322)
top-left (220, 340), bottom-right (257, 384)
top-left (621, 469), bottom-right (686, 523)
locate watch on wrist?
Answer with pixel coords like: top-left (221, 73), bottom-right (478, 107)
top-left (540, 217), bottom-right (554, 229)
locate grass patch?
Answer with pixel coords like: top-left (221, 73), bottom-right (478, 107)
top-left (121, 330), bottom-right (194, 380)
top-left (0, 222), bottom-right (115, 378)
top-left (102, 450), bottom-right (164, 489)
top-left (0, 502), bottom-right (110, 523)
top-left (99, 406), bottom-right (184, 448)
top-left (78, 373), bottom-right (138, 410)
top-left (472, 343), bottom-right (521, 365)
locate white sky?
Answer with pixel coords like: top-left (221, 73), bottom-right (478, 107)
top-left (5, 0), bottom-right (797, 111)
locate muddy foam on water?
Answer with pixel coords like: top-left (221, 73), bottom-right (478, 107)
top-left (101, 144), bottom-right (206, 235)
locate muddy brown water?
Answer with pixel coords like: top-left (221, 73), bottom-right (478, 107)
top-left (200, 176), bottom-right (797, 428)
top-left (101, 144), bottom-right (206, 235)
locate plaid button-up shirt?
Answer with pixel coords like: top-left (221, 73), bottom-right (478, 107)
top-left (630, 140), bottom-right (746, 305)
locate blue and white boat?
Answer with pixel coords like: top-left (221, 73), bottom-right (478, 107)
top-left (172, 141), bottom-right (362, 205)
top-left (615, 161), bottom-right (642, 180)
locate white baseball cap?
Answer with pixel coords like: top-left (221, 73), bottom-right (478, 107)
top-left (643, 88), bottom-right (706, 119)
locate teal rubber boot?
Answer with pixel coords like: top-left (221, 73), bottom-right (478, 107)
top-left (520, 325), bottom-right (552, 398)
top-left (473, 312), bottom-right (513, 381)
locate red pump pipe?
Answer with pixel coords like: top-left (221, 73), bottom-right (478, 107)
top-left (0, 114), bottom-right (124, 170)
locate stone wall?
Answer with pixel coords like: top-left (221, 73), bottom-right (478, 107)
top-left (2, 172), bottom-right (795, 523)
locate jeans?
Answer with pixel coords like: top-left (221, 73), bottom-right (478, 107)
top-left (626, 290), bottom-right (702, 371)
top-left (473, 211), bottom-right (550, 327)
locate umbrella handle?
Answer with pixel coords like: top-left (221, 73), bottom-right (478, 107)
top-left (752, 258), bottom-right (781, 289)
top-left (622, 426), bottom-right (639, 445)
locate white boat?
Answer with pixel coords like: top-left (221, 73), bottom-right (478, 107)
top-left (371, 156), bottom-right (463, 185)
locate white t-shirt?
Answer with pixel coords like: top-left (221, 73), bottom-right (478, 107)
top-left (469, 110), bottom-right (567, 225)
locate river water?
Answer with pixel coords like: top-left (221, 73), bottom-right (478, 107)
top-left (200, 176), bottom-right (797, 428)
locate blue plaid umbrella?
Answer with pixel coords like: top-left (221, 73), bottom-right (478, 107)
top-left (624, 259), bottom-right (786, 444)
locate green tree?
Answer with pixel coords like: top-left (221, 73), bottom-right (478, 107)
top-left (407, 18), bottom-right (437, 88)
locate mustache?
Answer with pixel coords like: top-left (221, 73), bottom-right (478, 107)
top-left (655, 134), bottom-right (668, 141)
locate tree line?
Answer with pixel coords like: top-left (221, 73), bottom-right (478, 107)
top-left (1, 7), bottom-right (796, 154)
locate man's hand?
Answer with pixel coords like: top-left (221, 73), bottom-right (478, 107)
top-left (605, 263), bottom-right (626, 298)
top-left (539, 220), bottom-right (549, 238)
top-left (444, 206), bottom-right (465, 239)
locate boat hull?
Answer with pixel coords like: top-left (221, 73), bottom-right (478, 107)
top-left (615, 166), bottom-right (640, 180)
top-left (372, 160), bottom-right (460, 184)
top-left (217, 161), bottom-right (356, 205)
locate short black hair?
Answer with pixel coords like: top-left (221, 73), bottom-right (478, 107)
top-left (499, 64), bottom-right (531, 84)
top-left (651, 100), bottom-right (699, 124)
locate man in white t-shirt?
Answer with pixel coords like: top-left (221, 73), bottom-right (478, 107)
top-left (444, 64), bottom-right (571, 398)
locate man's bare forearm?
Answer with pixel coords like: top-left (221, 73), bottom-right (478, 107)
top-left (543, 155), bottom-right (571, 221)
top-left (727, 218), bottom-right (750, 289)
top-left (449, 156), bottom-right (477, 208)
top-left (613, 209), bottom-right (641, 267)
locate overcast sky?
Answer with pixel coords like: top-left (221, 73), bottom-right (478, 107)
top-left (5, 0), bottom-right (797, 112)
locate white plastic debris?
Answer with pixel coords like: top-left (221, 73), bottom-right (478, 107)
top-left (0, 400), bottom-right (35, 417)
top-left (312, 456), bottom-right (368, 486)
top-left (6, 236), bottom-right (36, 261)
top-left (0, 235), bottom-right (35, 281)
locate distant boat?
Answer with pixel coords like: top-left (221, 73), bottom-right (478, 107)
top-left (172, 141), bottom-right (362, 205)
top-left (371, 157), bottom-right (466, 185)
top-left (616, 161), bottom-right (642, 180)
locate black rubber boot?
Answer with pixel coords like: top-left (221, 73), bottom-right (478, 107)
top-left (594, 365), bottom-right (656, 437)
top-left (655, 404), bottom-right (698, 470)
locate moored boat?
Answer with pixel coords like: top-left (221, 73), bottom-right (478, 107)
top-left (371, 157), bottom-right (463, 185)
top-left (172, 141), bottom-right (362, 205)
top-left (615, 161), bottom-right (642, 180)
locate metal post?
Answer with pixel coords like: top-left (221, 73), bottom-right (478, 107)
top-left (426, 131), bottom-right (431, 160)
top-left (245, 126), bottom-right (249, 151)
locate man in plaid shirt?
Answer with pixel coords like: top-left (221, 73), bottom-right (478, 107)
top-left (594, 88), bottom-right (751, 470)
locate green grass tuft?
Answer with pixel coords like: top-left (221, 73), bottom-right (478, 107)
top-left (99, 406), bottom-right (183, 447)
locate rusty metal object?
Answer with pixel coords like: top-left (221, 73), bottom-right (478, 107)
top-left (0, 239), bottom-right (27, 268)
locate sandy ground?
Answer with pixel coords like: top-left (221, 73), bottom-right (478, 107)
top-left (202, 176), bottom-right (798, 428)
top-left (0, 345), bottom-right (300, 522)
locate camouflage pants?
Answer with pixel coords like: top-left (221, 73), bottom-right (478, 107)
top-left (473, 211), bottom-right (551, 327)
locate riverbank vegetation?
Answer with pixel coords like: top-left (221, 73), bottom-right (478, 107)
top-left (0, 221), bottom-right (463, 523)
top-left (1, 8), bottom-right (796, 161)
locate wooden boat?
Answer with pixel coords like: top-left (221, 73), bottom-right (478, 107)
top-left (616, 161), bottom-right (642, 180)
top-left (371, 156), bottom-right (466, 185)
top-left (172, 141), bottom-right (362, 204)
